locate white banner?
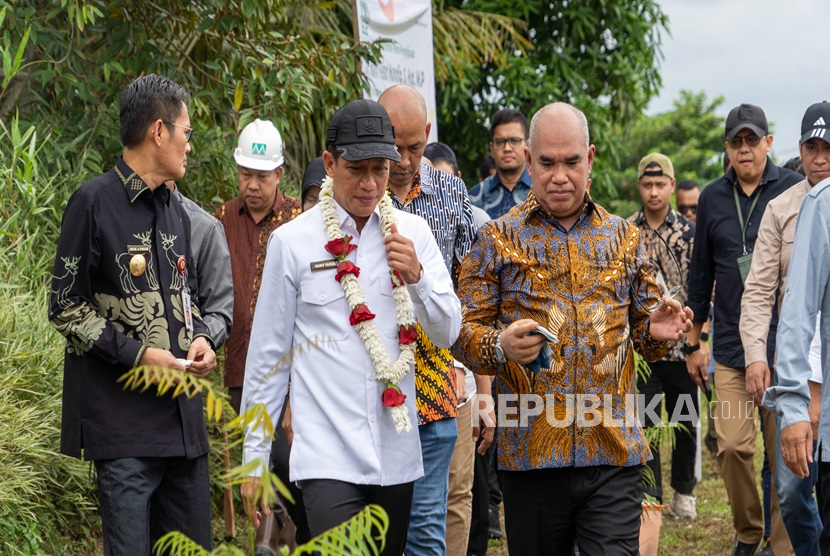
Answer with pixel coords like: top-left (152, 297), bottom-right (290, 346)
top-left (355, 0), bottom-right (438, 142)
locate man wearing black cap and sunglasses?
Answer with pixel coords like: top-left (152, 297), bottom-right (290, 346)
top-left (687, 103), bottom-right (802, 556)
top-left (750, 102), bottom-right (830, 556)
top-left (240, 98), bottom-right (461, 556)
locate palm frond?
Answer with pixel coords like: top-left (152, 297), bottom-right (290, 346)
top-left (291, 504), bottom-right (389, 555)
top-left (432, 7), bottom-right (532, 83)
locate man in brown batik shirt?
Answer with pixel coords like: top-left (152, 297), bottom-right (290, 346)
top-left (627, 153), bottom-right (699, 519)
top-left (214, 119), bottom-right (301, 413)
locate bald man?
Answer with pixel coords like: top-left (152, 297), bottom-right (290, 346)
top-left (377, 85), bottom-right (479, 556)
top-left (453, 103), bottom-right (693, 555)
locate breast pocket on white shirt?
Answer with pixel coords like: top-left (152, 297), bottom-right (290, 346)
top-left (378, 277), bottom-right (402, 339)
top-left (300, 277), bottom-right (350, 341)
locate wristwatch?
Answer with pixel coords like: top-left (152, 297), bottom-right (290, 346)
top-left (682, 342), bottom-right (700, 355)
top-left (494, 334), bottom-right (507, 364)
top-left (700, 331), bottom-right (710, 343)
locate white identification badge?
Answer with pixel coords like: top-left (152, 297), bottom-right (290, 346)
top-left (182, 288), bottom-right (194, 332)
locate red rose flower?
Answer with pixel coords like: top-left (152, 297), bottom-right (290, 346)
top-left (382, 384), bottom-right (406, 407)
top-left (399, 324), bottom-right (418, 345)
top-left (390, 269), bottom-right (405, 288)
top-left (349, 304), bottom-right (376, 326)
top-left (335, 261), bottom-right (360, 283)
top-left (325, 236), bottom-right (358, 259)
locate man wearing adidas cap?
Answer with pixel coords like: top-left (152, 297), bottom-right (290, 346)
top-left (755, 102), bottom-right (830, 556)
top-left (687, 103), bottom-right (802, 556)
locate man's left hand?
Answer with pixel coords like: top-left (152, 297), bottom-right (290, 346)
top-left (385, 223), bottom-right (421, 284)
top-left (187, 336), bottom-right (216, 378)
top-left (780, 421), bottom-right (813, 478)
top-left (649, 297), bottom-right (693, 341)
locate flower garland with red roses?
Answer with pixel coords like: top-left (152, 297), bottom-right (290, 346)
top-left (319, 176), bottom-right (418, 433)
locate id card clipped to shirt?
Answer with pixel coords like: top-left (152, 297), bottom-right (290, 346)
top-left (182, 288), bottom-right (194, 332)
top-left (733, 184), bottom-right (762, 285)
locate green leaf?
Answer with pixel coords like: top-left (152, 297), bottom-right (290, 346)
top-left (233, 81), bottom-right (243, 111)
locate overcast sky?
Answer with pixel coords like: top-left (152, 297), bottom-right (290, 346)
top-left (647, 0), bottom-right (830, 162)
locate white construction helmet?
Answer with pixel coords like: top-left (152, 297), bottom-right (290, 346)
top-left (233, 119), bottom-right (284, 171)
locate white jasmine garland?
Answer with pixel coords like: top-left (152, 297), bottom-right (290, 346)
top-left (319, 177), bottom-right (417, 432)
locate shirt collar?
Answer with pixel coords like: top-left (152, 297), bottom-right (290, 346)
top-left (522, 189), bottom-right (599, 227)
top-left (388, 165), bottom-right (433, 207)
top-left (482, 166), bottom-right (532, 197)
top-left (237, 189), bottom-right (285, 219)
top-left (418, 162), bottom-right (436, 195)
top-left (631, 207), bottom-right (678, 227)
top-left (114, 157), bottom-right (154, 204)
top-left (334, 198), bottom-right (382, 237)
top-left (725, 156), bottom-right (779, 192)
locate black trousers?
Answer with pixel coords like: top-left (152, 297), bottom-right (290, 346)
top-left (467, 440), bottom-right (492, 555)
top-left (300, 479), bottom-right (414, 556)
top-left (500, 465), bottom-right (643, 556)
top-left (95, 455), bottom-right (212, 556)
top-left (637, 359), bottom-right (699, 501)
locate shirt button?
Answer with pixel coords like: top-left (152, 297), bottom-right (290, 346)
top-left (369, 415), bottom-right (376, 423)
top-left (320, 294), bottom-right (326, 301)
top-left (418, 289), bottom-right (425, 295)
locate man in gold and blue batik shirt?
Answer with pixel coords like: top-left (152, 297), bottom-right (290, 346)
top-left (453, 103), bottom-right (692, 556)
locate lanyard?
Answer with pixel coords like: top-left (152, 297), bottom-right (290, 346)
top-left (733, 185), bottom-right (762, 255)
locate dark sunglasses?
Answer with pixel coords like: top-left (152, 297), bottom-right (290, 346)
top-left (678, 204), bottom-right (697, 215)
top-left (727, 135), bottom-right (762, 149)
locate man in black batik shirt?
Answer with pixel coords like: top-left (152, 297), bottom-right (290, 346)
top-left (49, 75), bottom-right (216, 555)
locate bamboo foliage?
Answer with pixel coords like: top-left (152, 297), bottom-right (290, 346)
top-left (153, 504), bottom-right (388, 556)
top-left (116, 334), bottom-right (394, 556)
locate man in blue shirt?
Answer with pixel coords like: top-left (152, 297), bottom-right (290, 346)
top-left (767, 162), bottom-right (830, 554)
top-left (468, 109), bottom-right (532, 219)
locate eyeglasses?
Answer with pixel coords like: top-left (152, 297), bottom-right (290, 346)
top-left (727, 134), bottom-right (762, 149)
top-left (677, 204), bottom-right (697, 215)
top-left (491, 137), bottom-right (525, 149)
top-left (163, 121), bottom-right (193, 142)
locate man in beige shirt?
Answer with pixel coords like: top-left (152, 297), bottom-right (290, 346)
top-left (740, 101), bottom-right (830, 556)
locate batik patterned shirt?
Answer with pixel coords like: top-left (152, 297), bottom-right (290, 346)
top-left (453, 190), bottom-right (671, 470)
top-left (388, 163), bottom-right (478, 423)
top-left (468, 167), bottom-right (532, 219)
top-left (627, 208), bottom-right (695, 362)
top-left (214, 191), bottom-right (302, 388)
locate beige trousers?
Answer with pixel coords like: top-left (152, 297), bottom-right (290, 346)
top-left (713, 363), bottom-right (792, 554)
top-left (445, 401), bottom-right (475, 556)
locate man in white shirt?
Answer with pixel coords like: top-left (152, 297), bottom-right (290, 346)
top-left (240, 98), bottom-right (461, 555)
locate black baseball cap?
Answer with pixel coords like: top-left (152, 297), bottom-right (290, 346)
top-left (301, 156), bottom-right (326, 195)
top-left (800, 102), bottom-right (830, 145)
top-left (326, 99), bottom-right (401, 163)
top-left (725, 103), bottom-right (768, 140)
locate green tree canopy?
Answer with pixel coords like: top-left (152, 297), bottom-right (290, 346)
top-left (597, 90), bottom-right (726, 216)
top-left (435, 0), bottom-right (669, 197)
top-left (2, 0), bottom-right (382, 203)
